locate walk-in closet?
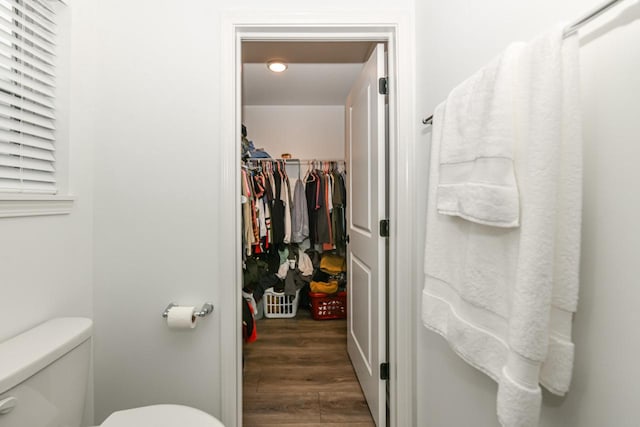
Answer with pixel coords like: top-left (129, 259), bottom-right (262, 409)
top-left (240, 41), bottom-right (388, 426)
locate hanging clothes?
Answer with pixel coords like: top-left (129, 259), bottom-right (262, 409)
top-left (316, 168), bottom-right (332, 245)
top-left (323, 168), bottom-right (335, 251)
top-left (305, 168), bottom-right (320, 246)
top-left (331, 169), bottom-right (347, 255)
top-left (301, 162), bottom-right (348, 251)
top-left (241, 168), bottom-right (256, 256)
top-left (270, 165), bottom-right (286, 245)
top-left (243, 159), bottom-right (347, 257)
top-left (291, 178), bottom-right (309, 243)
top-left (281, 164), bottom-right (293, 244)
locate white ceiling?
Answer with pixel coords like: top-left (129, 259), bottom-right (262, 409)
top-left (242, 41), bottom-right (374, 106)
top-left (242, 63), bottom-right (364, 106)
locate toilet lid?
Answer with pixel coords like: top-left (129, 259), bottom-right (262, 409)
top-left (101, 404), bottom-right (224, 427)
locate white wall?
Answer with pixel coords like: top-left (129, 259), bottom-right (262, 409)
top-left (414, 1), bottom-right (640, 426)
top-left (90, 1), bottom-right (411, 425)
top-left (91, 0), bottom-right (223, 422)
top-left (0, 0), bottom-right (97, 421)
top-left (243, 105), bottom-right (345, 159)
top-left (0, 0), bottom-right (95, 355)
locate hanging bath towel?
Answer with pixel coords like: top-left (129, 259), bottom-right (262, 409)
top-left (437, 41), bottom-right (524, 228)
top-left (422, 26), bottom-right (582, 427)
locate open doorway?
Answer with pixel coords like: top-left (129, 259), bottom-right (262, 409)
top-left (240, 40), bottom-right (388, 426)
top-left (218, 16), bottom-right (416, 427)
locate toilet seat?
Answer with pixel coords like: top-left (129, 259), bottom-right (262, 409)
top-left (100, 404), bottom-right (224, 427)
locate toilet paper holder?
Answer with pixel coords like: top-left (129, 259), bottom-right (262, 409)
top-left (162, 302), bottom-right (214, 318)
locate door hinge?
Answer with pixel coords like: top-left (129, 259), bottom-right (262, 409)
top-left (378, 77), bottom-right (388, 95)
top-left (380, 362), bottom-right (389, 380)
top-left (379, 219), bottom-right (390, 237)
top-left (345, 234), bottom-right (350, 244)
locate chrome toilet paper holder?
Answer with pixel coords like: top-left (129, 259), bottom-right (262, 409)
top-left (162, 302), bottom-right (214, 318)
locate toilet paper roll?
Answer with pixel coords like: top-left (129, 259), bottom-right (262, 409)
top-left (166, 306), bottom-right (197, 329)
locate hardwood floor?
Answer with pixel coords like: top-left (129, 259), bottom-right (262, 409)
top-left (243, 308), bottom-right (375, 427)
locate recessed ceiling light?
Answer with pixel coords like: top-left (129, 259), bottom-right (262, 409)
top-left (267, 61), bottom-right (287, 73)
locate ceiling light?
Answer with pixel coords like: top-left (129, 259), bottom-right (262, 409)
top-left (267, 61), bottom-right (287, 73)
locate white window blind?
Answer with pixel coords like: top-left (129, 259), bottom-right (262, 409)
top-left (0, 0), bottom-right (56, 194)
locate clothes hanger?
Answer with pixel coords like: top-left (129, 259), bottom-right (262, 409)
top-left (305, 160), bottom-right (316, 183)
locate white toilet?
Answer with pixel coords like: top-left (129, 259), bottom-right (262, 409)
top-left (0, 318), bottom-right (224, 427)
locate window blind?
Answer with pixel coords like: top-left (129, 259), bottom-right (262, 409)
top-left (0, 0), bottom-right (56, 194)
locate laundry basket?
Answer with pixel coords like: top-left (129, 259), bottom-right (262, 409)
top-left (263, 287), bottom-right (300, 319)
top-left (309, 291), bottom-right (347, 320)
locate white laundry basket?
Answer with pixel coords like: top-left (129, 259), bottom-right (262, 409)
top-left (263, 287), bottom-right (300, 318)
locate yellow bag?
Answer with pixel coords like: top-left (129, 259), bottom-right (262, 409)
top-left (320, 253), bottom-right (346, 274)
top-left (310, 280), bottom-right (339, 294)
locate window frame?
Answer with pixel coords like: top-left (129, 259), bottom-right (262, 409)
top-left (0, 0), bottom-right (73, 218)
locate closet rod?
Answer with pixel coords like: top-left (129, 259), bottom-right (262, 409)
top-left (421, 0), bottom-right (627, 126)
top-left (245, 158), bottom-right (345, 163)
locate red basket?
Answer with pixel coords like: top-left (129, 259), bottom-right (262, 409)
top-left (309, 291), bottom-right (347, 320)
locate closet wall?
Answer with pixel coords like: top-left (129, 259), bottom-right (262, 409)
top-left (243, 105), bottom-right (345, 159)
top-left (414, 1), bottom-right (640, 426)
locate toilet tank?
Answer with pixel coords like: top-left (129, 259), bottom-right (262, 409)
top-left (0, 318), bottom-right (92, 427)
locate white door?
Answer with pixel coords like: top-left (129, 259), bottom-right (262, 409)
top-left (345, 43), bottom-right (387, 427)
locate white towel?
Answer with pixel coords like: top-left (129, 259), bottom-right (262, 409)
top-left (437, 42), bottom-right (524, 228)
top-left (422, 27), bottom-right (582, 427)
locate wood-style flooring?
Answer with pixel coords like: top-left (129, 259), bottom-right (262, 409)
top-left (243, 308), bottom-right (375, 427)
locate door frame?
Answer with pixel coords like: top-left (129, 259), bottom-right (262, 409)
top-left (219, 11), bottom-right (416, 427)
